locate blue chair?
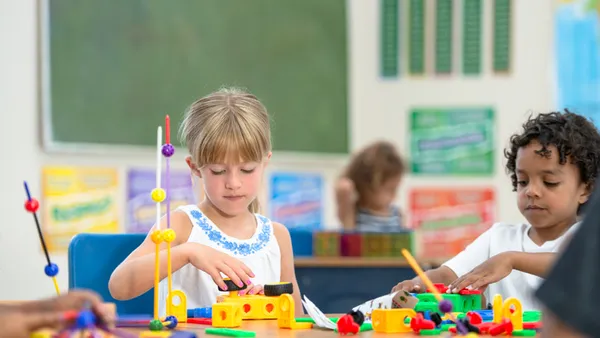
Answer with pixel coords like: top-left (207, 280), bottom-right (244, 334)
top-left (68, 233), bottom-right (153, 315)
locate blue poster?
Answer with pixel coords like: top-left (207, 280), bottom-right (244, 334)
top-left (555, 0), bottom-right (600, 124)
top-left (269, 172), bottom-right (323, 230)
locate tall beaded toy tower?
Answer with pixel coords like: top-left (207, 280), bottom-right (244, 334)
top-left (148, 115), bottom-right (187, 332)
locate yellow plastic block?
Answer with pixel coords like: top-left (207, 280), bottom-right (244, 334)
top-left (492, 294), bottom-right (503, 323)
top-left (30, 330), bottom-right (53, 338)
top-left (503, 297), bottom-right (523, 331)
top-left (212, 302), bottom-right (243, 328)
top-left (218, 294), bottom-right (279, 320)
top-left (168, 289), bottom-right (187, 323)
top-left (371, 308), bottom-right (416, 333)
top-left (277, 294), bottom-right (312, 330)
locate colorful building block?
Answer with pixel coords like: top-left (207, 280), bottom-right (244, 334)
top-left (313, 232), bottom-right (341, 257)
top-left (212, 303), bottom-right (242, 328)
top-left (371, 308), bottom-right (417, 333)
top-left (340, 232), bottom-right (362, 256)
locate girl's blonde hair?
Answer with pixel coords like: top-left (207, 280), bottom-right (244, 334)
top-left (179, 87), bottom-right (272, 213)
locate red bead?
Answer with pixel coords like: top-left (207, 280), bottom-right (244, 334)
top-left (25, 198), bottom-right (39, 213)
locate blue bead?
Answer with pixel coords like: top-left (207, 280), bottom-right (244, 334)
top-left (44, 263), bottom-right (59, 277)
top-left (165, 315), bottom-right (178, 329)
top-left (76, 310), bottom-right (96, 329)
top-left (162, 144), bottom-right (175, 157)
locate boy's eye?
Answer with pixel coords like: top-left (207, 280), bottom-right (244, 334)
top-left (517, 180), bottom-right (527, 186)
top-left (544, 181), bottom-right (560, 187)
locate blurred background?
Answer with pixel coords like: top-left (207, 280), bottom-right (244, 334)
top-left (0, 0), bottom-right (594, 312)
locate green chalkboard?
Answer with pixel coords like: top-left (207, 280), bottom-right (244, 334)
top-left (42, 0), bottom-right (348, 154)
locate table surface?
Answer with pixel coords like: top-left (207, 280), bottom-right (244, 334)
top-left (122, 317), bottom-right (540, 337)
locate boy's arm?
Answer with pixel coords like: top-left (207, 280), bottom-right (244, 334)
top-left (335, 177), bottom-right (357, 230)
top-left (508, 252), bottom-right (555, 277)
top-left (272, 222), bottom-right (304, 314)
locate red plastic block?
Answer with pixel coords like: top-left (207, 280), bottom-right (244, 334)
top-left (475, 322), bottom-right (494, 334)
top-left (187, 318), bottom-right (212, 325)
top-left (458, 289), bottom-right (482, 295)
top-left (340, 233), bottom-right (362, 257)
top-left (524, 322), bottom-right (542, 330)
top-left (426, 283), bottom-right (448, 293)
top-left (466, 311), bottom-right (482, 324)
top-left (410, 313), bottom-right (435, 333)
top-left (489, 318), bottom-right (513, 336)
top-left (337, 314), bottom-right (360, 335)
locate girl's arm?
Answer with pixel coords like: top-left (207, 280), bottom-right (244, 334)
top-left (335, 177), bottom-right (357, 230)
top-left (108, 211), bottom-right (193, 300)
top-left (272, 222), bottom-right (304, 314)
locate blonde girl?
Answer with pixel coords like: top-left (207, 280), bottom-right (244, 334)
top-left (109, 87), bottom-right (302, 314)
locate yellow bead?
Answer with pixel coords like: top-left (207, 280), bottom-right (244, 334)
top-left (150, 230), bottom-right (163, 244)
top-left (162, 229), bottom-right (176, 243)
top-left (466, 333), bottom-right (479, 338)
top-left (151, 188), bottom-right (166, 203)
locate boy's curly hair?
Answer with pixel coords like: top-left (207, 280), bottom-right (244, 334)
top-left (504, 110), bottom-right (600, 212)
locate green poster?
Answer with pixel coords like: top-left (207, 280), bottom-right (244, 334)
top-left (409, 108), bottom-right (494, 175)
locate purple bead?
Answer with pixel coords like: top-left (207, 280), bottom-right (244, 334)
top-left (44, 263), bottom-right (59, 277)
top-left (162, 143), bottom-right (175, 157)
top-left (438, 299), bottom-right (453, 313)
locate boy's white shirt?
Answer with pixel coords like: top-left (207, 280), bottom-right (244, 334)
top-left (443, 221), bottom-right (580, 311)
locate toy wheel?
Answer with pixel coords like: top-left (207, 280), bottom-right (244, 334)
top-left (218, 278), bottom-right (247, 292)
top-left (264, 282), bottom-right (293, 296)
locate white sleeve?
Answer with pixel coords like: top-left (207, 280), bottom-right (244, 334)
top-left (442, 225), bottom-right (494, 278)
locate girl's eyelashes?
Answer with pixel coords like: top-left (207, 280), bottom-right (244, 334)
top-left (210, 169), bottom-right (225, 175)
top-left (241, 168), bottom-right (256, 174)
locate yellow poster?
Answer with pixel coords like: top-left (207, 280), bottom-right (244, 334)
top-left (41, 166), bottom-right (119, 252)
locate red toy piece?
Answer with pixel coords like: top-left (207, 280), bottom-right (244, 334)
top-left (426, 283), bottom-right (448, 293)
top-left (466, 311), bottom-right (482, 324)
top-left (410, 313), bottom-right (435, 333)
top-left (187, 318), bottom-right (212, 325)
top-left (489, 318), bottom-right (513, 336)
top-left (475, 322), bottom-right (494, 334)
top-left (337, 314), bottom-right (360, 335)
top-left (524, 322), bottom-right (542, 330)
top-left (458, 289), bottom-right (482, 295)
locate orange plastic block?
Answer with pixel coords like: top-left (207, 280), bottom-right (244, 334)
top-left (371, 308), bottom-right (417, 333)
top-left (277, 294), bottom-right (312, 330)
top-left (212, 302), bottom-right (243, 328)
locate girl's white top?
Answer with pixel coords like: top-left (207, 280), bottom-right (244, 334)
top-left (158, 205), bottom-right (281, 316)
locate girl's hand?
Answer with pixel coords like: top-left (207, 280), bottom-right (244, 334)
top-left (391, 279), bottom-right (424, 294)
top-left (186, 243), bottom-right (255, 291)
top-left (239, 284), bottom-right (264, 296)
top-left (447, 253), bottom-right (514, 293)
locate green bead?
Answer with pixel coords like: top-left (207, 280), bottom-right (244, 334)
top-left (419, 329), bottom-right (442, 335)
top-left (149, 319), bottom-right (164, 331)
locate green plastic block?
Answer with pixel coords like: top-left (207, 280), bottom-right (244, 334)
top-left (416, 293), bottom-right (438, 302)
top-left (414, 301), bottom-right (439, 314)
top-left (205, 328), bottom-right (256, 337)
top-left (419, 329), bottom-right (442, 335)
top-left (523, 310), bottom-right (542, 322)
top-left (295, 317), bottom-right (315, 323)
top-left (441, 323), bottom-right (455, 331)
top-left (461, 294), bottom-right (482, 311)
top-left (441, 294), bottom-right (463, 313)
top-left (512, 329), bottom-right (537, 336)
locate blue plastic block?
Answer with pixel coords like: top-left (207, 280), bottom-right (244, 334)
top-left (423, 311), bottom-right (431, 320)
top-left (289, 229), bottom-right (314, 257)
top-left (473, 309), bottom-right (493, 322)
top-left (188, 307), bottom-right (212, 318)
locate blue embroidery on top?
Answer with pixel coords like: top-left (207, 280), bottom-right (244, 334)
top-left (189, 209), bottom-right (271, 256)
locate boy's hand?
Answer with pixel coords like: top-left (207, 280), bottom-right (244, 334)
top-left (391, 279), bottom-right (423, 294)
top-left (3, 309), bottom-right (65, 338)
top-left (447, 252), bottom-right (513, 293)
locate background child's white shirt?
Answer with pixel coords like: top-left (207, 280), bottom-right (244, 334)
top-left (442, 221), bottom-right (579, 311)
top-left (157, 205), bottom-right (281, 316)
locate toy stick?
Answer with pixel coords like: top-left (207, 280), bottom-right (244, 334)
top-left (24, 181), bottom-right (60, 296)
top-left (155, 126), bottom-right (163, 232)
top-left (150, 126), bottom-right (165, 321)
top-left (161, 115), bottom-right (176, 316)
top-left (401, 249), bottom-right (468, 335)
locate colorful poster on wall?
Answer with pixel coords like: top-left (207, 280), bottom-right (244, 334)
top-left (126, 168), bottom-right (200, 233)
top-left (409, 187), bottom-right (495, 260)
top-left (41, 166), bottom-right (120, 252)
top-left (554, 0), bottom-right (600, 124)
top-left (409, 108), bottom-right (494, 175)
top-left (269, 171), bottom-right (323, 230)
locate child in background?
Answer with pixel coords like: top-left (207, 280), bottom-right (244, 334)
top-left (2, 290), bottom-right (112, 337)
top-left (392, 110), bottom-right (600, 310)
top-left (335, 141), bottom-right (405, 231)
top-left (109, 87), bottom-right (303, 315)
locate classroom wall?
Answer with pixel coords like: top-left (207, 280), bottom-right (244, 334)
top-left (0, 0), bottom-right (555, 300)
